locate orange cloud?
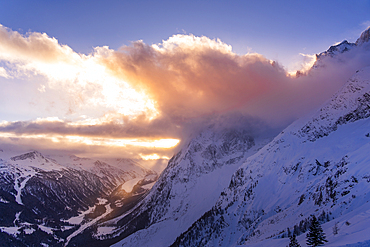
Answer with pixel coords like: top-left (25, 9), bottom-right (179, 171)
top-left (1, 26), bottom-right (370, 160)
top-left (0, 25), bottom-right (154, 120)
top-left (101, 35), bottom-right (289, 124)
top-left (96, 33), bottom-right (370, 142)
top-left (0, 24), bottom-right (76, 63)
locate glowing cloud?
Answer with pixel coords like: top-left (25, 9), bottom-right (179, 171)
top-left (102, 34), bottom-right (287, 124)
top-left (1, 24), bottom-right (370, 160)
top-left (0, 25), bottom-right (156, 121)
top-left (0, 67), bottom-right (11, 78)
top-left (287, 53), bottom-right (317, 76)
top-left (140, 153), bottom-right (170, 160)
top-left (0, 131), bottom-right (179, 158)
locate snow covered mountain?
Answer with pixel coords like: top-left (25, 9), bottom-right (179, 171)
top-left (316, 40), bottom-right (356, 60)
top-left (0, 150), bottom-right (155, 246)
top-left (356, 27), bottom-right (370, 46)
top-left (171, 66), bottom-right (370, 247)
top-left (313, 27), bottom-right (370, 69)
top-left (65, 123), bottom-right (274, 247)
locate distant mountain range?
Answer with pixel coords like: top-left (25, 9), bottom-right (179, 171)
top-left (0, 150), bottom-right (157, 246)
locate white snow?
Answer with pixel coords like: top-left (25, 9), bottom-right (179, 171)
top-left (64, 203), bottom-right (113, 247)
top-left (0, 226), bottom-right (20, 236)
top-left (141, 181), bottom-right (156, 190)
top-left (120, 177), bottom-right (142, 193)
top-left (63, 206), bottom-right (95, 225)
top-left (24, 227), bottom-right (35, 235)
top-left (97, 198), bottom-right (108, 205)
top-left (38, 225), bottom-right (54, 234)
top-left (0, 197), bottom-right (9, 203)
top-left (323, 203), bottom-right (370, 247)
top-left (14, 174), bottom-right (33, 205)
top-left (96, 226), bottom-right (116, 236)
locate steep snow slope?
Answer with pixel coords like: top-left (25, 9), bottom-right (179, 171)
top-left (172, 67), bottom-right (370, 247)
top-left (84, 126), bottom-right (274, 247)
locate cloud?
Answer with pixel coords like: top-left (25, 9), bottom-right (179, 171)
top-left (0, 24), bottom-right (77, 63)
top-left (362, 21), bottom-right (370, 29)
top-left (0, 133), bottom-right (176, 160)
top-left (101, 35), bottom-right (288, 123)
top-left (0, 25), bottom-right (154, 120)
top-left (0, 116), bottom-right (180, 159)
top-left (0, 115), bottom-right (180, 139)
top-left (1, 25), bottom-right (370, 160)
top-left (100, 34), bottom-right (370, 128)
top-left (0, 67), bottom-right (11, 78)
top-left (296, 53), bottom-right (317, 73)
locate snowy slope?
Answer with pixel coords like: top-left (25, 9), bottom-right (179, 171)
top-left (77, 125), bottom-right (274, 247)
top-left (172, 66), bottom-right (370, 247)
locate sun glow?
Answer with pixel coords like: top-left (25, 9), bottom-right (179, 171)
top-left (139, 153), bottom-right (171, 160)
top-left (64, 135), bottom-right (180, 148)
top-left (30, 53), bottom-right (159, 119)
top-left (287, 53), bottom-right (317, 77)
top-left (0, 25), bottom-right (158, 121)
top-left (0, 132), bottom-right (179, 149)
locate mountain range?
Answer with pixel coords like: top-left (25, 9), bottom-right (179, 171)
top-left (0, 151), bottom-right (157, 246)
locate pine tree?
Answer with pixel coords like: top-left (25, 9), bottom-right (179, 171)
top-left (306, 215), bottom-right (328, 246)
top-left (288, 234), bottom-right (301, 247)
top-left (332, 222), bottom-right (339, 235)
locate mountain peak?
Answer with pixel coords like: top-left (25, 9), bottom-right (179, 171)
top-left (316, 40), bottom-right (356, 60)
top-left (10, 150), bottom-right (46, 161)
top-left (312, 27), bottom-right (370, 70)
top-left (356, 26), bottom-right (370, 45)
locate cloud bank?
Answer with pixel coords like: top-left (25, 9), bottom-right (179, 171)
top-left (1, 25), bottom-right (370, 159)
top-left (101, 33), bottom-right (370, 126)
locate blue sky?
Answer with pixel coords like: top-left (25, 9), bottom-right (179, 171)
top-left (1, 0), bottom-right (369, 70)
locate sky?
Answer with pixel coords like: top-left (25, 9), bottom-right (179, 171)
top-left (0, 0), bottom-right (369, 161)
